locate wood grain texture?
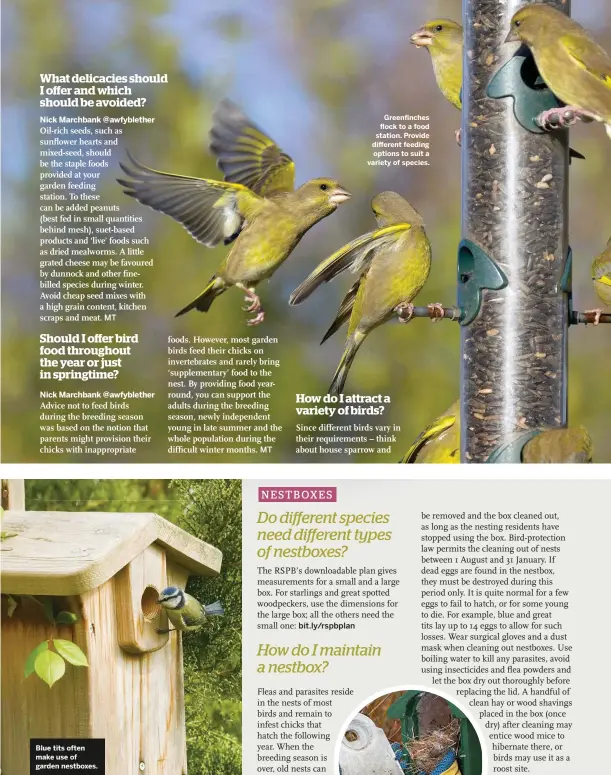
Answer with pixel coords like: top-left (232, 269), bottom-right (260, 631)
top-left (114, 543), bottom-right (169, 655)
top-left (1, 594), bottom-right (91, 775)
top-left (1, 510), bottom-right (222, 595)
top-left (1, 480), bottom-right (25, 510)
top-left (2, 564), bottom-right (191, 775)
top-left (87, 564), bottom-right (190, 775)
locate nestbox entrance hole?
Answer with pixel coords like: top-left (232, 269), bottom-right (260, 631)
top-left (141, 585), bottom-right (160, 620)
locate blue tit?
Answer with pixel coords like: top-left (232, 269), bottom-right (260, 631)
top-left (156, 586), bottom-right (224, 634)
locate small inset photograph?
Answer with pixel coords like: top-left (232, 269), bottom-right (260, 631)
top-left (339, 690), bottom-right (481, 775)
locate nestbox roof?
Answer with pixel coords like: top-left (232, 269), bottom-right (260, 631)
top-left (0, 510), bottom-right (223, 595)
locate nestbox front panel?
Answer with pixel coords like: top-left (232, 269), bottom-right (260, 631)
top-left (114, 544), bottom-right (169, 655)
top-left (1, 595), bottom-right (91, 775)
top-left (81, 565), bottom-right (187, 775)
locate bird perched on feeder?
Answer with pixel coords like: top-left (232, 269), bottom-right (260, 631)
top-left (401, 402), bottom-right (593, 463)
top-left (590, 237), bottom-right (611, 324)
top-left (506, 4), bottom-right (611, 138)
top-left (411, 17), bottom-right (585, 158)
top-left (117, 100), bottom-right (351, 325)
top-left (289, 192), bottom-right (433, 396)
top-left (157, 586), bottom-right (224, 633)
top-left (410, 19), bottom-right (463, 144)
top-left (410, 20), bottom-right (463, 111)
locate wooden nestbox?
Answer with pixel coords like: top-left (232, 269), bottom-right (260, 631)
top-left (0, 507), bottom-right (222, 775)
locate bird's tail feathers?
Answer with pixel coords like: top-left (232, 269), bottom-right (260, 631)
top-left (175, 276), bottom-right (225, 317)
top-left (328, 332), bottom-right (366, 396)
top-left (204, 600), bottom-right (225, 616)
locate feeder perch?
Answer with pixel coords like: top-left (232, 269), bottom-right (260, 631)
top-left (487, 51), bottom-right (562, 134)
top-left (485, 429), bottom-right (542, 463)
top-left (0, 508), bottom-right (222, 775)
top-left (387, 691), bottom-right (482, 775)
top-left (457, 240), bottom-right (508, 327)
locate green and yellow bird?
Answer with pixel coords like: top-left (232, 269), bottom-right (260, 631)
top-left (410, 19), bottom-right (463, 111)
top-left (290, 192), bottom-right (432, 395)
top-left (400, 400), bottom-right (459, 464)
top-left (590, 237), bottom-right (611, 324)
top-left (522, 427), bottom-right (593, 464)
top-left (411, 16), bottom-right (584, 157)
top-left (401, 401), bottom-right (593, 464)
top-left (506, 4), bottom-right (611, 137)
top-left (118, 99), bottom-right (351, 324)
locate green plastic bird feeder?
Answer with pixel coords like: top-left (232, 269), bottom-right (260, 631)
top-left (387, 691), bottom-right (482, 775)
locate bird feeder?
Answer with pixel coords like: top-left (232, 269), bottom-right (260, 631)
top-left (460, 0), bottom-right (571, 461)
top-left (0, 507), bottom-right (222, 775)
top-left (387, 691), bottom-right (482, 775)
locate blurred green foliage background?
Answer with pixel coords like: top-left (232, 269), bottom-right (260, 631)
top-left (24, 478), bottom-right (242, 775)
top-left (3, 0), bottom-right (610, 462)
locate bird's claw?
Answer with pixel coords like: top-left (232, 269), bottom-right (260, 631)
top-left (585, 308), bottom-right (603, 325)
top-left (242, 295), bottom-right (261, 313)
top-left (246, 310), bottom-right (265, 326)
top-left (395, 303), bottom-right (414, 324)
top-left (427, 302), bottom-right (445, 322)
top-left (535, 106), bottom-right (593, 131)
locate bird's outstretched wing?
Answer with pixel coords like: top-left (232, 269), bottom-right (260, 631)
top-left (118, 152), bottom-right (263, 247)
top-left (289, 224), bottom-right (412, 306)
top-left (210, 99), bottom-right (295, 197)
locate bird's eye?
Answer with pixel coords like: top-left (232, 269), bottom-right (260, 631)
top-left (436, 24), bottom-right (443, 31)
top-left (515, 20), bottom-right (521, 27)
top-left (320, 183), bottom-right (328, 191)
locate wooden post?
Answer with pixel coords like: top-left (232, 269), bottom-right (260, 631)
top-left (1, 480), bottom-right (26, 511)
top-left (461, 0), bottom-right (570, 461)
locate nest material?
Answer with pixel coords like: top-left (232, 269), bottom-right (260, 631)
top-left (406, 717), bottom-right (460, 774)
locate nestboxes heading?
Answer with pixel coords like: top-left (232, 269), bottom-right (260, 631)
top-left (1, 509), bottom-right (222, 775)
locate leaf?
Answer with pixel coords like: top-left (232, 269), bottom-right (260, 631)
top-left (55, 611), bottom-right (79, 625)
top-left (53, 639), bottom-right (89, 667)
top-left (6, 595), bottom-right (18, 617)
top-left (25, 641), bottom-right (50, 678)
top-left (34, 650), bottom-right (65, 687)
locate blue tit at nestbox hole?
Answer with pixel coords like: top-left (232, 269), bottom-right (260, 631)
top-left (156, 586), bottom-right (224, 633)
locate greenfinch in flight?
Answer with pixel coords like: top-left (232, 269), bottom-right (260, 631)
top-left (401, 400), bottom-right (593, 463)
top-left (589, 237), bottom-right (611, 325)
top-left (118, 100), bottom-right (351, 325)
top-left (290, 192), bottom-right (432, 395)
top-left (506, 4), bottom-right (611, 137)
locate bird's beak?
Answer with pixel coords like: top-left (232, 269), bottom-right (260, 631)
top-left (329, 187), bottom-right (351, 205)
top-left (410, 28), bottom-right (434, 48)
top-left (505, 28), bottom-right (519, 43)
